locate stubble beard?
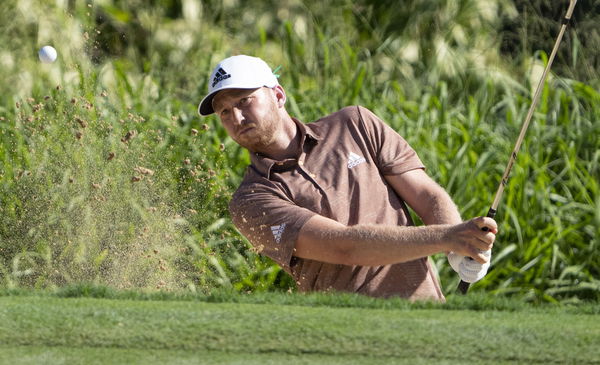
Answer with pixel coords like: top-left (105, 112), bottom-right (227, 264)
top-left (237, 104), bottom-right (280, 153)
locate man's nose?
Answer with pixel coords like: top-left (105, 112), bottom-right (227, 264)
top-left (231, 107), bottom-right (244, 125)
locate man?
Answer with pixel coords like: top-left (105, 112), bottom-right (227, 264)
top-left (198, 55), bottom-right (496, 301)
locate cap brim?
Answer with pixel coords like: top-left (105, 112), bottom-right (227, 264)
top-left (197, 84), bottom-right (273, 116)
top-left (198, 79), bottom-right (279, 117)
top-left (198, 91), bottom-right (219, 116)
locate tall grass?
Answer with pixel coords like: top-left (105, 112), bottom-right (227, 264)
top-left (0, 0), bottom-right (598, 301)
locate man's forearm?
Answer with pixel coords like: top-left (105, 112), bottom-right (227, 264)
top-left (384, 169), bottom-right (462, 226)
top-left (417, 187), bottom-right (462, 225)
top-left (295, 214), bottom-right (496, 267)
top-left (306, 222), bottom-right (451, 266)
top-left (342, 224), bottom-right (452, 265)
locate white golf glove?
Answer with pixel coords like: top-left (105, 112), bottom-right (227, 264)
top-left (447, 250), bottom-right (491, 283)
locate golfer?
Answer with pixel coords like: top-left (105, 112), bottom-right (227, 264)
top-left (198, 55), bottom-right (497, 301)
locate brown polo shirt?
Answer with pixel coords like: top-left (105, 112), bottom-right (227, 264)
top-left (229, 105), bottom-right (444, 301)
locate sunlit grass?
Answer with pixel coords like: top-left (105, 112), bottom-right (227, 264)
top-left (0, 287), bottom-right (598, 364)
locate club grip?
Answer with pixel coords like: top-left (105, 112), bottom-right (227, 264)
top-left (458, 207), bottom-right (497, 294)
top-left (481, 208), bottom-right (496, 232)
top-left (457, 280), bottom-right (470, 294)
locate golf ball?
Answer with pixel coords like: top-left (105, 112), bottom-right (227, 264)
top-left (38, 45), bottom-right (57, 63)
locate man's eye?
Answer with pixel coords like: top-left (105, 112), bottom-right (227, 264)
top-left (239, 97), bottom-right (250, 106)
top-left (220, 109), bottom-right (229, 116)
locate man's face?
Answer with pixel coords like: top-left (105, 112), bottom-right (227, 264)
top-left (212, 87), bottom-right (281, 152)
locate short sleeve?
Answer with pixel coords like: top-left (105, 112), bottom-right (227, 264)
top-left (356, 106), bottom-right (425, 175)
top-left (229, 183), bottom-right (317, 271)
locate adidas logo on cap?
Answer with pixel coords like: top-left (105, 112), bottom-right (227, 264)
top-left (212, 67), bottom-right (231, 87)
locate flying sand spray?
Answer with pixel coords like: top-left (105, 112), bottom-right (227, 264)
top-left (458, 0), bottom-right (578, 294)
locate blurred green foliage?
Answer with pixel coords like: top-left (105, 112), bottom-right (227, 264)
top-left (0, 0), bottom-right (598, 301)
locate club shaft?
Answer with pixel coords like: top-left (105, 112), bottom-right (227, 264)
top-left (458, 0), bottom-right (577, 295)
top-left (489, 0), bottom-right (576, 214)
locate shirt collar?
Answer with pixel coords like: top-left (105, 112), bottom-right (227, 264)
top-left (249, 117), bottom-right (321, 178)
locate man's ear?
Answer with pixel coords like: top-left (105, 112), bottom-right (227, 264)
top-left (272, 85), bottom-right (286, 108)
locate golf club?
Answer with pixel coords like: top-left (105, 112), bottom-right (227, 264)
top-left (458, 0), bottom-right (578, 295)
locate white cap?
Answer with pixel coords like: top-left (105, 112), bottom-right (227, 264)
top-left (198, 55), bottom-right (279, 116)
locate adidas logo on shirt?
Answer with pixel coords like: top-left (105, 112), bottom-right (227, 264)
top-left (271, 223), bottom-right (286, 243)
top-left (347, 152), bottom-right (366, 169)
top-left (212, 67), bottom-right (231, 87)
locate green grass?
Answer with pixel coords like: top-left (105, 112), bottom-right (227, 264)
top-left (0, 288), bottom-right (598, 364)
top-left (0, 346), bottom-right (382, 365)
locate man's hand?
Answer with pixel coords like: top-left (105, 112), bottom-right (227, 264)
top-left (443, 217), bottom-right (497, 264)
top-left (446, 216), bottom-right (496, 283)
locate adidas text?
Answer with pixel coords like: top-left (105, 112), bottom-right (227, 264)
top-left (271, 223), bottom-right (287, 243)
top-left (212, 68), bottom-right (231, 87)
